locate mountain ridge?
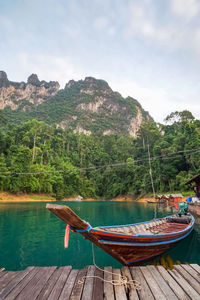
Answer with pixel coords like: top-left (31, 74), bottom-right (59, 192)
top-left (0, 71), bottom-right (153, 137)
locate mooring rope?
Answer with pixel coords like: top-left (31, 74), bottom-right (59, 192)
top-left (78, 243), bottom-right (141, 290)
top-left (0, 268), bottom-right (5, 272)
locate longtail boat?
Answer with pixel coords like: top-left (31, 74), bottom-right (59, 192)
top-left (46, 204), bottom-right (194, 266)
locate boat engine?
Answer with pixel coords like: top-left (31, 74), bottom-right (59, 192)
top-left (167, 202), bottom-right (191, 223)
top-left (178, 202), bottom-right (188, 216)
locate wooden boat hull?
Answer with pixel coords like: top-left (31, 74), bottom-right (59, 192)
top-left (86, 225), bottom-right (193, 265)
top-left (97, 240), bottom-right (179, 265)
top-left (46, 204), bottom-right (194, 266)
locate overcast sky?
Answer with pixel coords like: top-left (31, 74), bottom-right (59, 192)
top-left (0, 0), bottom-right (200, 122)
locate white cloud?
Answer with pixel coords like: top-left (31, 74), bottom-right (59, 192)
top-left (11, 53), bottom-right (85, 87)
top-left (93, 16), bottom-right (116, 35)
top-left (123, 0), bottom-right (200, 62)
top-left (1, 0), bottom-right (200, 124)
top-left (107, 26), bottom-right (116, 36)
top-left (63, 25), bottom-right (80, 38)
top-left (109, 79), bottom-right (169, 122)
top-left (0, 15), bottom-right (13, 30)
top-left (170, 0), bottom-right (200, 20)
top-left (125, 1), bottom-right (177, 45)
top-left (109, 78), bottom-right (200, 123)
top-left (94, 17), bottom-right (108, 30)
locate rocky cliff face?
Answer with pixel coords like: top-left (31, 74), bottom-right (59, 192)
top-left (0, 73), bottom-right (152, 137)
top-left (57, 77), bottom-right (152, 137)
top-left (0, 71), bottom-right (59, 111)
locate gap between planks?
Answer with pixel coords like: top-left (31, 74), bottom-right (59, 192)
top-left (0, 264), bottom-right (199, 300)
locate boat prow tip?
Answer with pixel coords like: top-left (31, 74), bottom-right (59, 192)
top-left (46, 203), bottom-right (67, 209)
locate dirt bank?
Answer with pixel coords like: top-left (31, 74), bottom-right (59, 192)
top-left (0, 192), bottom-right (148, 203)
top-left (0, 192), bottom-right (101, 202)
top-left (0, 192), bottom-right (56, 202)
top-left (137, 197), bottom-right (156, 203)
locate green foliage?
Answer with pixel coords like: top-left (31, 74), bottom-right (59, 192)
top-left (2, 78), bottom-right (151, 136)
top-left (0, 110), bottom-right (7, 126)
top-left (0, 110), bottom-right (199, 199)
top-left (165, 110), bottom-right (195, 124)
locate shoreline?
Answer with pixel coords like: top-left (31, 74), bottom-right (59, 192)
top-left (0, 192), bottom-right (147, 203)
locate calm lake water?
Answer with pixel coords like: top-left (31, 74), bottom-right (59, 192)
top-left (0, 201), bottom-right (199, 271)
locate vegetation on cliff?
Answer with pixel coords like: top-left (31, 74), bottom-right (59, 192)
top-left (1, 73), bottom-right (151, 137)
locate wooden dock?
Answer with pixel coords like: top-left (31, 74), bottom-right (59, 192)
top-left (0, 264), bottom-right (200, 299)
top-left (189, 204), bottom-right (200, 217)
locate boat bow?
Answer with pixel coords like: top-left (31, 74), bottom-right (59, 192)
top-left (46, 203), bottom-right (194, 266)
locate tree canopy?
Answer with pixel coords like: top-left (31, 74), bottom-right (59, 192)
top-left (0, 111), bottom-right (199, 199)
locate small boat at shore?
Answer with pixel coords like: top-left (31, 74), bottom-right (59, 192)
top-left (147, 200), bottom-right (158, 204)
top-left (46, 204), bottom-right (195, 266)
top-left (75, 195), bottom-right (83, 201)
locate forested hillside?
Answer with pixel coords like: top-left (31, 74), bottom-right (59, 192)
top-left (0, 72), bottom-right (152, 137)
top-left (0, 110), bottom-right (199, 199)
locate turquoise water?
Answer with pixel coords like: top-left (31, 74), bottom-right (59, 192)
top-left (0, 201), bottom-right (199, 271)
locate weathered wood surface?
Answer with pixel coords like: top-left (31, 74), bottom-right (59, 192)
top-left (0, 264), bottom-right (199, 299)
top-left (189, 204), bottom-right (200, 216)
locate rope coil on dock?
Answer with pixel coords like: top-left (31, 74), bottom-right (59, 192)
top-left (78, 244), bottom-right (141, 290)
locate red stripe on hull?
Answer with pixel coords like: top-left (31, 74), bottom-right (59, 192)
top-left (91, 227), bottom-right (191, 244)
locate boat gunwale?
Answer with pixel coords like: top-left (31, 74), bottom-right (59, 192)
top-left (91, 213), bottom-right (195, 238)
top-left (97, 217), bottom-right (162, 228)
top-left (98, 225), bottom-right (194, 246)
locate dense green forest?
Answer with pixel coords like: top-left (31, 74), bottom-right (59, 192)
top-left (0, 110), bottom-right (199, 199)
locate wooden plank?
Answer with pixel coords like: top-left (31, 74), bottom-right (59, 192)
top-left (28, 267), bottom-right (57, 300)
top-left (147, 265), bottom-right (178, 300)
top-left (0, 272), bottom-right (18, 290)
top-left (48, 266), bottom-right (72, 300)
top-left (59, 269), bottom-right (79, 300)
top-left (70, 266), bottom-right (88, 300)
top-left (92, 266), bottom-right (104, 300)
top-left (123, 227), bottom-right (130, 234)
top-left (3, 267), bottom-right (40, 300)
top-left (0, 271), bottom-right (6, 278)
top-left (130, 267), bottom-right (154, 300)
top-left (31, 266), bottom-right (56, 300)
top-left (134, 226), bottom-right (140, 232)
top-left (181, 264), bottom-right (200, 283)
top-left (0, 267), bottom-right (34, 299)
top-left (168, 268), bottom-right (200, 300)
top-left (103, 266), bottom-right (114, 300)
top-left (0, 271), bottom-right (7, 280)
top-left (157, 266), bottom-right (189, 300)
top-left (81, 265), bottom-right (95, 300)
top-left (0, 268), bottom-right (6, 272)
top-left (14, 267), bottom-right (50, 300)
top-left (37, 267), bottom-right (64, 300)
top-left (121, 266), bottom-right (139, 300)
top-left (190, 264), bottom-right (200, 274)
top-left (140, 266), bottom-right (167, 300)
top-left (140, 225), bottom-right (147, 232)
top-left (112, 269), bottom-right (127, 300)
top-left (173, 265), bottom-right (200, 294)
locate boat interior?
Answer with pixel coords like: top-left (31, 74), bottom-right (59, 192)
top-left (94, 215), bottom-right (192, 236)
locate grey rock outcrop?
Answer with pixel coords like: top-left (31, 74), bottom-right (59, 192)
top-left (0, 71), bottom-right (60, 110)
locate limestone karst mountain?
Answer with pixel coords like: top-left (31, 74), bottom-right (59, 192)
top-left (0, 72), bottom-right (153, 137)
top-left (0, 71), bottom-right (60, 111)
